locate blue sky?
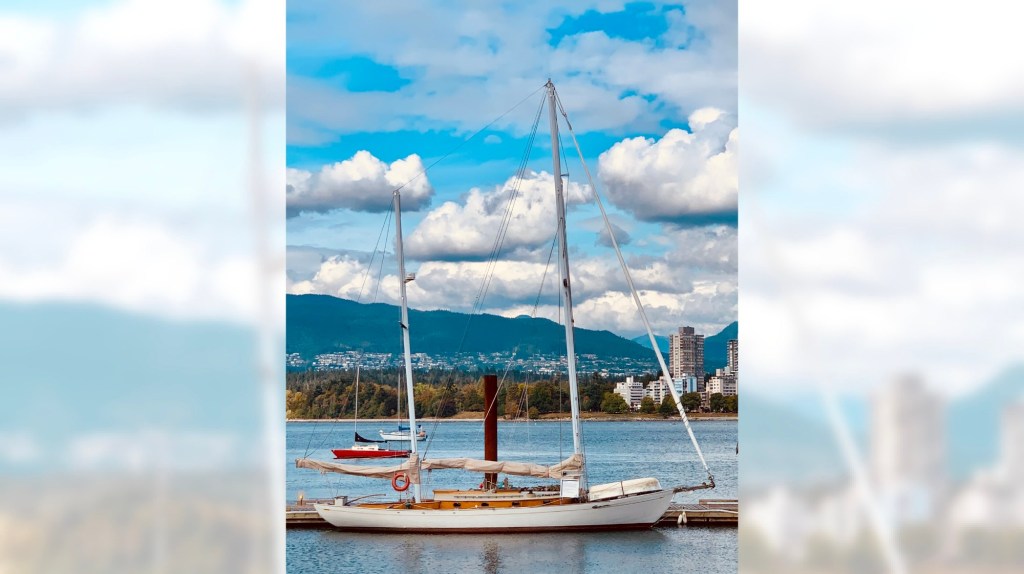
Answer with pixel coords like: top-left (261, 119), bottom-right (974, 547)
top-left (286, 1), bottom-right (737, 337)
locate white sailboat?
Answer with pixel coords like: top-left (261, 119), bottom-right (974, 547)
top-left (379, 371), bottom-right (427, 442)
top-left (378, 426), bottom-right (426, 442)
top-left (296, 80), bottom-right (714, 532)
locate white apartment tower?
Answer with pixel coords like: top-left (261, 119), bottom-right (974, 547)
top-left (669, 326), bottom-right (704, 381)
top-left (870, 375), bottom-right (945, 524)
top-left (1001, 401), bottom-right (1024, 481)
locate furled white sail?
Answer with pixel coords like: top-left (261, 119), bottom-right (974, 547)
top-left (296, 453), bottom-right (582, 482)
top-left (422, 453), bottom-right (582, 478)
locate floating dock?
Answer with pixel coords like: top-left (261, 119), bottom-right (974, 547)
top-left (287, 498), bottom-right (737, 529)
top-left (658, 500), bottom-right (738, 526)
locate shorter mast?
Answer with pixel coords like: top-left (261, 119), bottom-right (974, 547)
top-left (546, 80), bottom-right (586, 493)
top-left (354, 365), bottom-right (360, 434)
top-left (394, 189), bottom-right (422, 503)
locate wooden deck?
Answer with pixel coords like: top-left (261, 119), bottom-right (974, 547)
top-left (657, 500), bottom-right (738, 526)
top-left (287, 498), bottom-right (737, 529)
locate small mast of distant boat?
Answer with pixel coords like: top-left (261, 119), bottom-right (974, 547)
top-left (331, 365), bottom-right (411, 459)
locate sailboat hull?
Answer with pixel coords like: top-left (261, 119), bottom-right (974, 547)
top-left (378, 431), bottom-right (426, 441)
top-left (331, 448), bottom-right (410, 459)
top-left (313, 489), bottom-right (674, 533)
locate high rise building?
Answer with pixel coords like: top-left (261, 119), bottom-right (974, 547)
top-left (669, 326), bottom-right (704, 380)
top-left (870, 375), bottom-right (945, 524)
top-left (727, 339), bottom-right (738, 378)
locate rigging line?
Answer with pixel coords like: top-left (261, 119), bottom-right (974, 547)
top-left (554, 90), bottom-right (714, 483)
top-left (468, 94), bottom-right (545, 314)
top-left (479, 94), bottom-right (545, 283)
top-left (358, 202), bottom-right (395, 305)
top-left (420, 94), bottom-right (547, 456)
top-left (303, 203), bottom-right (396, 459)
top-left (479, 231), bottom-right (557, 436)
top-left (370, 208), bottom-right (394, 304)
top-left (534, 234), bottom-right (559, 315)
top-left (445, 107), bottom-right (539, 424)
top-left (322, 206), bottom-right (393, 456)
top-left (392, 84), bottom-right (545, 195)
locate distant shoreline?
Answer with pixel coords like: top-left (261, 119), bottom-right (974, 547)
top-left (287, 413), bottom-right (737, 423)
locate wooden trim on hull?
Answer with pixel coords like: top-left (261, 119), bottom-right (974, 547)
top-left (320, 523), bottom-right (656, 534)
top-left (314, 489), bottom-right (675, 533)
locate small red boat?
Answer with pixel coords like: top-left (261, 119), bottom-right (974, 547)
top-left (332, 444), bottom-right (410, 459)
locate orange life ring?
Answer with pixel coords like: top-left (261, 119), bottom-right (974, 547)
top-left (392, 471), bottom-right (410, 492)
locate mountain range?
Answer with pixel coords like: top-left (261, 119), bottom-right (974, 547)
top-left (288, 294), bottom-right (737, 374)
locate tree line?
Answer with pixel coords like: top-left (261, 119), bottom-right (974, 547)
top-left (286, 369), bottom-right (738, 419)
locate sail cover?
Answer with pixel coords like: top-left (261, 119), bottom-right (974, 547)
top-left (295, 453), bottom-right (583, 483)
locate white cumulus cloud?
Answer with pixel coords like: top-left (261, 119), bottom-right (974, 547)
top-left (286, 151), bottom-right (433, 217)
top-left (405, 170), bottom-right (592, 260)
top-left (0, 0), bottom-right (284, 119)
top-left (598, 109), bottom-right (737, 223)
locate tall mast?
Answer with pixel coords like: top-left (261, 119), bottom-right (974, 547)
top-left (393, 189), bottom-right (421, 503)
top-left (546, 80), bottom-right (585, 483)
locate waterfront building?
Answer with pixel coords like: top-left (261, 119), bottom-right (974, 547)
top-left (677, 374), bottom-right (698, 394)
top-left (706, 368), bottom-right (737, 396)
top-left (1002, 401), bottom-right (1024, 481)
top-left (644, 376), bottom-right (692, 405)
top-left (870, 375), bottom-right (945, 524)
top-left (613, 376), bottom-right (646, 410)
top-left (948, 400), bottom-right (1024, 529)
top-left (644, 380), bottom-right (664, 404)
top-left (669, 326), bottom-right (704, 380)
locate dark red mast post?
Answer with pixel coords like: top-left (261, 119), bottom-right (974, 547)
top-left (483, 374), bottom-right (498, 489)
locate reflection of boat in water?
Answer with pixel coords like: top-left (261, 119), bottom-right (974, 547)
top-left (297, 80), bottom-right (714, 533)
top-left (378, 424), bottom-right (426, 442)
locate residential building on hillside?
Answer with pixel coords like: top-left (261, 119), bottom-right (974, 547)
top-left (669, 326), bottom-right (704, 380)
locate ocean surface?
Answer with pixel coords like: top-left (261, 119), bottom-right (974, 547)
top-left (287, 419), bottom-right (737, 574)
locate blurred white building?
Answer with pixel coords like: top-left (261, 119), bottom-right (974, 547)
top-left (743, 487), bottom-right (815, 561)
top-left (948, 400), bottom-right (1024, 529)
top-left (1001, 400), bottom-right (1024, 481)
top-left (870, 375), bottom-right (946, 525)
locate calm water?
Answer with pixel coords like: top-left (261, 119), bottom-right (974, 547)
top-left (287, 419), bottom-right (737, 574)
